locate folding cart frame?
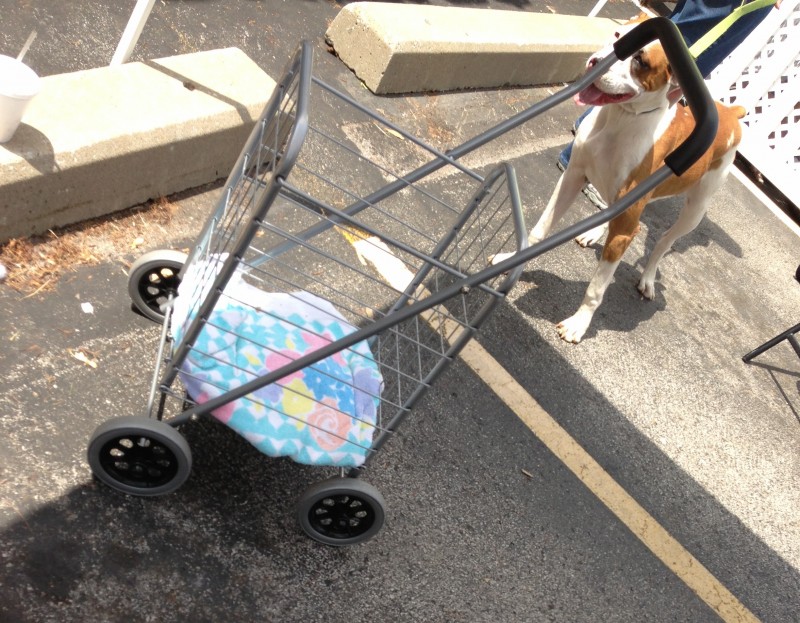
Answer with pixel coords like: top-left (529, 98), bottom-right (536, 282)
top-left (88, 19), bottom-right (718, 546)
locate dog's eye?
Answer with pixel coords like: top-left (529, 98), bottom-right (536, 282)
top-left (633, 52), bottom-right (650, 70)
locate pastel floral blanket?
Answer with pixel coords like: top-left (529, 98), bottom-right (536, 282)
top-left (170, 258), bottom-right (383, 467)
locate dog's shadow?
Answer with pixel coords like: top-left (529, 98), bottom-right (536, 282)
top-left (514, 261), bottom-right (667, 341)
top-left (508, 194), bottom-right (743, 341)
top-left (639, 197), bottom-right (743, 260)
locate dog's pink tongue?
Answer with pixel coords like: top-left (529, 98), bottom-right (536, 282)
top-left (575, 85), bottom-right (635, 107)
top-left (574, 84), bottom-right (606, 106)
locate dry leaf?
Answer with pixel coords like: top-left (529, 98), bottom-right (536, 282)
top-left (0, 195), bottom-right (178, 295)
top-left (372, 121), bottom-right (405, 140)
top-left (70, 348), bottom-right (98, 369)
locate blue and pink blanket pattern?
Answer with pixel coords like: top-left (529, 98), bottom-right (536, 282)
top-left (171, 259), bottom-right (383, 468)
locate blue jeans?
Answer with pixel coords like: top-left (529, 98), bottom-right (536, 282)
top-left (558, 108), bottom-right (592, 169)
top-left (559, 0), bottom-right (775, 167)
top-left (671, 0), bottom-right (774, 77)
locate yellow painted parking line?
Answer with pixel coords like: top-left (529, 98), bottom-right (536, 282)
top-left (348, 233), bottom-right (760, 623)
top-left (457, 339), bottom-right (760, 623)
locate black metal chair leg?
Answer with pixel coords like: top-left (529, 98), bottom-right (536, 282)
top-left (742, 321), bottom-right (800, 362)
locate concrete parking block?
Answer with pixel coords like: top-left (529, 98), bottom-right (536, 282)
top-left (0, 47), bottom-right (275, 242)
top-left (326, 2), bottom-right (622, 94)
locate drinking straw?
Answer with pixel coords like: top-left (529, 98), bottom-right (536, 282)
top-left (16, 30), bottom-right (38, 62)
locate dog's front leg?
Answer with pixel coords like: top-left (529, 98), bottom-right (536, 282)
top-left (529, 166), bottom-right (586, 245)
top-left (557, 207), bottom-right (643, 343)
top-left (491, 167), bottom-right (585, 266)
top-left (557, 257), bottom-right (621, 343)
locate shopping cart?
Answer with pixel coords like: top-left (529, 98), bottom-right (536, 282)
top-left (87, 19), bottom-right (717, 546)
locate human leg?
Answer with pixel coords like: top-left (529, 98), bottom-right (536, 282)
top-left (670, 0), bottom-right (776, 77)
top-left (558, 107), bottom-right (594, 170)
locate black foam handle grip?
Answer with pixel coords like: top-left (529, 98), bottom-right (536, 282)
top-left (613, 17), bottom-right (718, 176)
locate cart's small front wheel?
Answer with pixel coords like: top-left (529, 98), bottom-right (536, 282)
top-left (87, 416), bottom-right (192, 497)
top-left (297, 477), bottom-right (386, 546)
top-left (128, 250), bottom-right (187, 323)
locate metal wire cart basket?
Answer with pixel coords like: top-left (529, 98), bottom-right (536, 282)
top-left (87, 42), bottom-right (528, 545)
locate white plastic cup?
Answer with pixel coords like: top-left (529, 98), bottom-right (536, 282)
top-left (0, 55), bottom-right (41, 143)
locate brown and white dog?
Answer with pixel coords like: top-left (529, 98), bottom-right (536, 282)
top-left (495, 16), bottom-right (746, 343)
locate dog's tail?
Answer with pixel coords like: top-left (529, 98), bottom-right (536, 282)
top-left (731, 105), bottom-right (747, 119)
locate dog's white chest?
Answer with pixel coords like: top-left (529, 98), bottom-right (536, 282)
top-left (577, 105), bottom-right (676, 202)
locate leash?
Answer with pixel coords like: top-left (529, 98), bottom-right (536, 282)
top-left (687, 0), bottom-right (778, 58)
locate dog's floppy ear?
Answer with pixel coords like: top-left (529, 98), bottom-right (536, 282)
top-left (626, 12), bottom-right (652, 25)
top-left (615, 12), bottom-right (652, 40)
top-left (614, 12), bottom-right (650, 41)
top-left (667, 62), bottom-right (681, 89)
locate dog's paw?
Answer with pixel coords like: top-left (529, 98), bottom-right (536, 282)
top-left (556, 314), bottom-right (589, 343)
top-left (489, 251), bottom-right (515, 266)
top-left (575, 224), bottom-right (607, 248)
top-left (637, 274), bottom-right (656, 300)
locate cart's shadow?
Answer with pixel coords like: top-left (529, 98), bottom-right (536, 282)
top-left (2, 310), bottom-right (798, 621)
top-left (1, 417), bottom-right (350, 621)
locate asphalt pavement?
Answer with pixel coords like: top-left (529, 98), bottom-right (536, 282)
top-left (1, 1), bottom-right (798, 622)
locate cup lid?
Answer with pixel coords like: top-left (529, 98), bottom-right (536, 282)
top-left (0, 54), bottom-right (41, 99)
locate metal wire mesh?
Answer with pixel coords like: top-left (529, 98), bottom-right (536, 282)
top-left (154, 42), bottom-right (526, 468)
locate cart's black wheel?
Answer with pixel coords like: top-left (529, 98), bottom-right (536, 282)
top-left (128, 250), bottom-right (187, 323)
top-left (87, 416), bottom-right (192, 497)
top-left (297, 477), bottom-right (386, 546)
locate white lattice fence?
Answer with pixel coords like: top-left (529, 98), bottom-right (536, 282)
top-left (706, 1), bottom-right (800, 208)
